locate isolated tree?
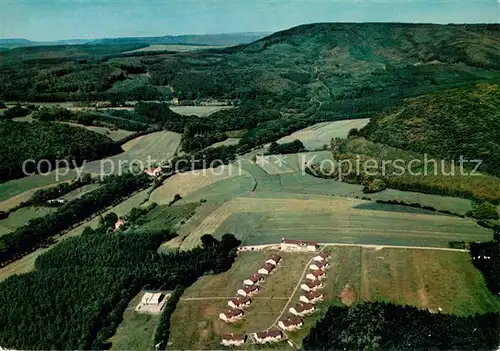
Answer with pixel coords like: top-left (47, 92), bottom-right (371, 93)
top-left (103, 212), bottom-right (118, 229)
top-left (201, 234), bottom-right (217, 248)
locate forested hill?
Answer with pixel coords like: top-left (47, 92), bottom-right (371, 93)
top-left (1, 23), bottom-right (500, 104)
top-left (361, 83), bottom-right (500, 176)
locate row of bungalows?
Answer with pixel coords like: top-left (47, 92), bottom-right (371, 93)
top-left (228, 296), bottom-right (252, 309)
top-left (278, 316), bottom-right (304, 331)
top-left (237, 285), bottom-right (260, 297)
top-left (289, 302), bottom-right (316, 316)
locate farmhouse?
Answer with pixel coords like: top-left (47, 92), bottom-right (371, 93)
top-left (221, 333), bottom-right (246, 347)
top-left (253, 330), bottom-right (283, 344)
top-left (114, 218), bottom-right (127, 232)
top-left (300, 279), bottom-right (323, 292)
top-left (300, 290), bottom-right (324, 304)
top-left (309, 261), bottom-right (329, 271)
top-left (281, 238), bottom-right (318, 252)
top-left (306, 269), bottom-right (326, 281)
top-left (313, 251), bottom-right (330, 262)
top-left (237, 285), bottom-right (260, 297)
top-left (144, 167), bottom-right (163, 177)
top-left (228, 296), bottom-right (251, 309)
top-left (219, 309), bottom-right (244, 322)
top-left (243, 273), bottom-right (264, 286)
top-left (278, 316), bottom-right (303, 331)
top-left (289, 303), bottom-right (316, 316)
top-left (266, 254), bottom-right (281, 266)
top-left (258, 263), bottom-right (276, 275)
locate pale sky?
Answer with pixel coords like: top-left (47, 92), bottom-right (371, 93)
top-left (0, 0), bottom-right (499, 41)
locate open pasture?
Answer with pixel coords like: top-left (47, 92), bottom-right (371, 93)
top-left (149, 164), bottom-right (243, 205)
top-left (82, 131), bottom-right (181, 174)
top-left (0, 206), bottom-right (57, 236)
top-left (209, 137), bottom-right (240, 148)
top-left (276, 119), bottom-right (370, 150)
top-left (60, 122), bottom-right (135, 141)
top-left (170, 105), bottom-right (233, 117)
top-left (169, 250), bottom-right (313, 350)
top-left (181, 195), bottom-right (490, 250)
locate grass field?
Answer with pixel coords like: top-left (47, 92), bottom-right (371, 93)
top-left (169, 250), bottom-right (313, 350)
top-left (82, 131), bottom-right (181, 174)
top-left (0, 206), bottom-right (57, 236)
top-left (276, 119), bottom-right (370, 150)
top-left (149, 165), bottom-right (242, 205)
top-left (169, 246), bottom-right (500, 349)
top-left (180, 194), bottom-right (489, 250)
top-left (209, 138), bottom-right (240, 148)
top-left (170, 105), bottom-right (233, 117)
top-left (58, 183), bottom-right (101, 201)
top-left (0, 171), bottom-right (77, 204)
top-left (61, 122), bottom-right (135, 141)
top-left (108, 291), bottom-right (163, 351)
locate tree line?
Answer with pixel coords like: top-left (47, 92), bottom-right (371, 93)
top-left (0, 173), bottom-right (150, 267)
top-left (303, 302), bottom-right (499, 350)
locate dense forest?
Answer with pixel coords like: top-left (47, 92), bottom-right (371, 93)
top-left (303, 302), bottom-right (500, 350)
top-left (362, 83), bottom-right (500, 177)
top-left (0, 225), bottom-right (241, 349)
top-left (0, 120), bottom-right (122, 182)
top-left (470, 241), bottom-right (500, 295)
top-left (0, 173), bottom-right (150, 267)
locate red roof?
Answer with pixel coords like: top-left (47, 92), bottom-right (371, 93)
top-left (268, 254), bottom-right (281, 262)
top-left (280, 316), bottom-right (303, 327)
top-left (244, 285), bottom-right (259, 293)
top-left (317, 251), bottom-right (330, 258)
top-left (230, 296), bottom-right (251, 305)
top-left (281, 238), bottom-right (318, 246)
top-left (312, 261), bottom-right (327, 268)
top-left (294, 303), bottom-right (315, 313)
top-left (222, 333), bottom-right (246, 341)
top-left (260, 263), bottom-right (275, 272)
top-left (246, 273), bottom-right (262, 282)
top-left (311, 270), bottom-right (325, 277)
top-left (306, 291), bottom-right (324, 299)
top-left (305, 280), bottom-right (322, 288)
top-left (256, 330), bottom-right (282, 339)
top-left (222, 309), bottom-right (244, 318)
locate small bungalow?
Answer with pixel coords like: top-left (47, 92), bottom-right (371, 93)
top-left (221, 333), bottom-right (246, 347)
top-left (280, 238), bottom-right (318, 252)
top-left (243, 273), bottom-right (264, 286)
top-left (219, 309), bottom-right (244, 323)
top-left (228, 296), bottom-right (251, 309)
top-left (114, 219), bottom-right (127, 232)
top-left (237, 285), bottom-right (260, 297)
top-left (258, 263), bottom-right (276, 275)
top-left (309, 261), bottom-right (329, 271)
top-left (299, 290), bottom-right (324, 304)
top-left (266, 254), bottom-right (281, 266)
top-left (306, 269), bottom-right (326, 281)
top-left (144, 167), bottom-right (163, 177)
top-left (278, 316), bottom-right (303, 331)
top-left (289, 303), bottom-right (316, 316)
top-left (300, 279), bottom-right (323, 292)
top-left (253, 330), bottom-right (283, 344)
top-left (313, 251), bottom-right (330, 262)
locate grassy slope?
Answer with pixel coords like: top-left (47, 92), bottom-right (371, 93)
top-left (0, 206), bottom-right (57, 236)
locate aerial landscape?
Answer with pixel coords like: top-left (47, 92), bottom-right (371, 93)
top-left (0, 0), bottom-right (499, 350)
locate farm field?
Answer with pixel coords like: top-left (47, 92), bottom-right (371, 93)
top-left (170, 105), bottom-right (233, 117)
top-left (169, 250), bottom-right (314, 350)
top-left (108, 291), bottom-right (163, 351)
top-left (61, 122), bottom-right (135, 141)
top-left (82, 131), bottom-right (181, 174)
top-left (0, 171), bottom-right (77, 204)
top-left (180, 194), bottom-right (490, 250)
top-left (169, 246), bottom-right (499, 349)
top-left (0, 206), bottom-right (57, 236)
top-left (276, 119), bottom-right (370, 150)
top-left (58, 183), bottom-right (101, 201)
top-left (149, 164), bottom-right (243, 205)
top-left (244, 157), bottom-right (474, 214)
top-left (209, 137), bottom-right (240, 148)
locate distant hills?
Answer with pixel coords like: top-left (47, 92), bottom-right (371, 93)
top-left (0, 32), bottom-right (269, 49)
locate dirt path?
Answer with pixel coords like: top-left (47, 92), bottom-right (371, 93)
top-left (239, 242), bottom-right (468, 253)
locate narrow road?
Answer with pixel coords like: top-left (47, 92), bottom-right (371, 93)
top-left (239, 242), bottom-right (468, 253)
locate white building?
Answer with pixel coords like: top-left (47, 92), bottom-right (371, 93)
top-left (300, 291), bottom-right (324, 304)
top-left (219, 309), bottom-right (244, 323)
top-left (253, 330), bottom-right (283, 344)
top-left (258, 263), bottom-right (275, 275)
top-left (280, 238), bottom-right (318, 252)
top-left (266, 254), bottom-right (281, 266)
top-left (228, 296), bottom-right (251, 309)
top-left (313, 251), bottom-right (330, 262)
top-left (243, 273), bottom-right (264, 286)
top-left (278, 317), bottom-right (303, 331)
top-left (289, 303), bottom-right (315, 316)
top-left (309, 261), bottom-right (329, 271)
top-left (221, 333), bottom-right (246, 346)
top-left (237, 285), bottom-right (260, 297)
top-left (306, 270), bottom-right (326, 281)
top-left (300, 279), bottom-right (323, 292)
